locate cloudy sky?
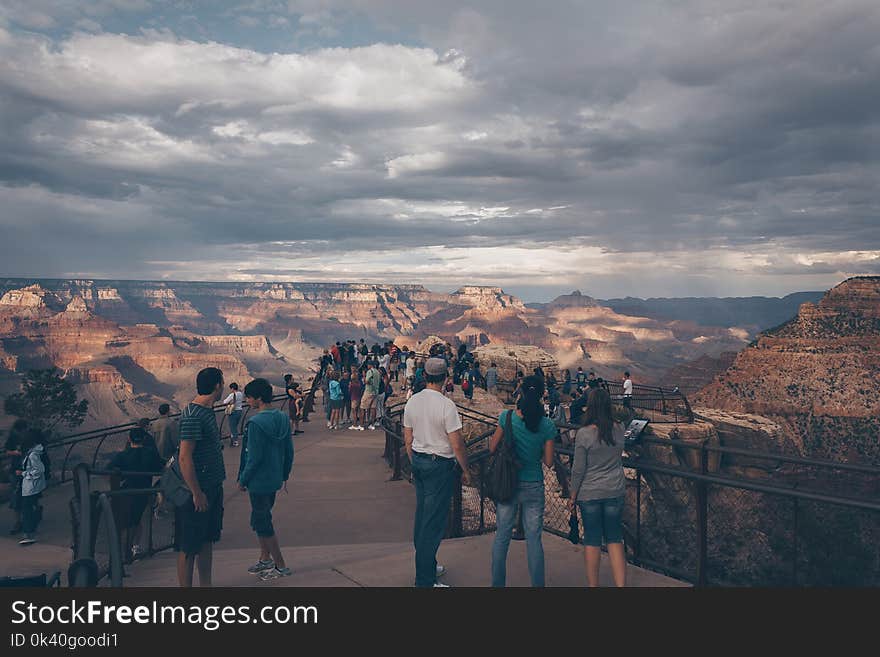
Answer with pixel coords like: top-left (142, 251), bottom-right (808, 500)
top-left (0, 1), bottom-right (878, 301)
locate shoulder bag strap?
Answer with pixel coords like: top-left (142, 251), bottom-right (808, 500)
top-left (503, 409), bottom-right (515, 454)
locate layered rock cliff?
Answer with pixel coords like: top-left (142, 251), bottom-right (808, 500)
top-left (695, 277), bottom-right (880, 464)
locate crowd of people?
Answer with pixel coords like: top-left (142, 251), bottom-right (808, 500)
top-left (4, 334), bottom-right (637, 587)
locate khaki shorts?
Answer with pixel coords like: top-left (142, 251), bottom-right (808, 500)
top-left (361, 393), bottom-right (375, 409)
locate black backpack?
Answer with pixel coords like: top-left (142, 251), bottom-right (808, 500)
top-left (484, 411), bottom-right (520, 502)
top-left (40, 449), bottom-right (52, 481)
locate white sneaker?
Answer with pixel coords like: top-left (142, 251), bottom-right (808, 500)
top-left (357, 426), bottom-right (365, 431)
top-left (259, 566), bottom-right (292, 581)
top-left (348, 425), bottom-right (357, 430)
top-left (368, 425), bottom-right (376, 431)
top-left (326, 421), bottom-right (332, 428)
top-left (432, 582), bottom-right (451, 588)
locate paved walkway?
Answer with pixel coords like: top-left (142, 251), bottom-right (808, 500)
top-left (2, 418), bottom-right (686, 587)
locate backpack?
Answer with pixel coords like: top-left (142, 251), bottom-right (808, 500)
top-left (485, 411), bottom-right (520, 502)
top-left (40, 449), bottom-right (52, 481)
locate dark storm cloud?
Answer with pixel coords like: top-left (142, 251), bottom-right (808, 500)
top-left (0, 0), bottom-right (878, 297)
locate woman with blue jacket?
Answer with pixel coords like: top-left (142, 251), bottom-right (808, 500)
top-left (238, 378), bottom-right (294, 581)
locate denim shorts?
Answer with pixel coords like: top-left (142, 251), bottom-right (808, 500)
top-left (577, 496), bottom-right (624, 547)
top-left (249, 491), bottom-right (277, 538)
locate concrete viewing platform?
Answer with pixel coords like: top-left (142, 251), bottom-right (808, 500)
top-left (2, 419), bottom-right (685, 587)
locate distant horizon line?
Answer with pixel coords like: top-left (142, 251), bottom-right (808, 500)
top-left (0, 274), bottom-right (835, 303)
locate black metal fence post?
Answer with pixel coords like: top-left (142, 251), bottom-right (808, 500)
top-left (696, 441), bottom-right (709, 587)
top-left (479, 459), bottom-right (486, 532)
top-left (792, 496), bottom-right (799, 586)
top-left (448, 468), bottom-right (463, 538)
top-left (635, 468), bottom-right (642, 565)
top-left (512, 504), bottom-right (525, 540)
top-left (391, 430), bottom-right (402, 482)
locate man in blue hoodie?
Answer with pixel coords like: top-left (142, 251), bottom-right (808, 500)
top-left (239, 378), bottom-right (294, 581)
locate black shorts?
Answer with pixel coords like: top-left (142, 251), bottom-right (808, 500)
top-left (174, 484), bottom-right (224, 555)
top-left (249, 491), bottom-right (277, 537)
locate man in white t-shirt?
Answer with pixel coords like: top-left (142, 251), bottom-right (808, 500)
top-left (223, 382), bottom-right (245, 446)
top-left (622, 371), bottom-right (633, 420)
top-left (403, 358), bottom-right (470, 588)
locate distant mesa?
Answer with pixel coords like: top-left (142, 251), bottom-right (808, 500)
top-left (547, 290), bottom-right (598, 308)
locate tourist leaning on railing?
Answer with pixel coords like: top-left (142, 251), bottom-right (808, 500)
top-left (488, 375), bottom-right (556, 587)
top-left (567, 387), bottom-right (627, 587)
top-left (109, 427), bottom-right (164, 560)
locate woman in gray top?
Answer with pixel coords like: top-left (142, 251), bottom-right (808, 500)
top-left (567, 388), bottom-right (627, 587)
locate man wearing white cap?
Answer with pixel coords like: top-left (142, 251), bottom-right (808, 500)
top-left (403, 357), bottom-right (470, 587)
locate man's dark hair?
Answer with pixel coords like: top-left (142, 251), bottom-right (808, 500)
top-left (196, 367), bottom-right (223, 395)
top-left (158, 403), bottom-right (170, 415)
top-left (426, 372), bottom-right (446, 385)
top-left (20, 427), bottom-right (46, 453)
top-left (137, 417), bottom-right (151, 429)
top-left (229, 382), bottom-right (239, 390)
top-left (129, 427), bottom-right (147, 444)
top-left (244, 378), bottom-right (274, 404)
top-left (283, 374), bottom-right (293, 382)
top-left (624, 371), bottom-right (630, 377)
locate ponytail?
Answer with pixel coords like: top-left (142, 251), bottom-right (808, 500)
top-left (516, 374), bottom-right (545, 432)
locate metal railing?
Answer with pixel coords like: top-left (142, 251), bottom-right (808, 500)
top-left (492, 378), bottom-right (694, 423)
top-left (62, 372), bottom-right (324, 587)
top-left (381, 403), bottom-right (880, 586)
top-left (6, 379), bottom-right (318, 486)
top-left (69, 463), bottom-right (173, 587)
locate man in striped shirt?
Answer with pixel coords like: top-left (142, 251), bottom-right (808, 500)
top-left (176, 367), bottom-right (226, 587)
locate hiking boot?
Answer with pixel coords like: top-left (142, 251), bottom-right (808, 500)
top-left (247, 559), bottom-right (274, 574)
top-left (259, 567), bottom-right (292, 581)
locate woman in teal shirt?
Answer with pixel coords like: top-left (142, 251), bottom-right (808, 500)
top-left (488, 375), bottom-right (557, 586)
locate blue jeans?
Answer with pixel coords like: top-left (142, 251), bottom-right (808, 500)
top-left (228, 410), bottom-right (243, 441)
top-left (491, 480), bottom-right (545, 587)
top-left (412, 452), bottom-right (456, 587)
top-left (578, 496), bottom-right (625, 547)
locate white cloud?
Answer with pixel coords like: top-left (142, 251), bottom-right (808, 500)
top-left (0, 30), bottom-right (471, 114)
top-left (386, 152), bottom-right (448, 178)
